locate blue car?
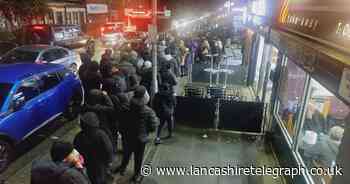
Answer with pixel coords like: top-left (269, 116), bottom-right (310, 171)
top-left (0, 63), bottom-right (84, 172)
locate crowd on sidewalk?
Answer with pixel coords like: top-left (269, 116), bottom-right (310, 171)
top-left (30, 29), bottom-right (242, 184)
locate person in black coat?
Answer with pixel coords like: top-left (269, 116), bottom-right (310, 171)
top-left (139, 61), bottom-right (153, 94)
top-left (153, 83), bottom-right (177, 144)
top-left (74, 112), bottom-right (114, 184)
top-left (78, 52), bottom-right (92, 79)
top-left (84, 89), bottom-right (117, 153)
top-left (102, 78), bottom-right (130, 152)
top-left (158, 62), bottom-right (178, 94)
top-left (113, 86), bottom-right (159, 182)
top-left (81, 62), bottom-right (102, 95)
top-left (31, 141), bottom-right (91, 184)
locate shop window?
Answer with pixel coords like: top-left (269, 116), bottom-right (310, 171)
top-left (298, 79), bottom-right (348, 184)
top-left (253, 36), bottom-right (265, 98)
top-left (276, 58), bottom-right (308, 141)
top-left (264, 47), bottom-right (279, 103)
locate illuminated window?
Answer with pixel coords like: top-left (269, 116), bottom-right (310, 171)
top-left (277, 58), bottom-right (308, 142)
top-left (298, 79), bottom-right (348, 184)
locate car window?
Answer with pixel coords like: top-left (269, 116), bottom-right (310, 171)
top-left (38, 72), bottom-right (60, 92)
top-left (41, 50), bottom-right (56, 62)
top-left (16, 78), bottom-right (40, 102)
top-left (1, 49), bottom-right (39, 64)
top-left (56, 48), bottom-right (69, 58)
top-left (0, 83), bottom-right (13, 109)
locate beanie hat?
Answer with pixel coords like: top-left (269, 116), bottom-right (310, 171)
top-left (134, 85), bottom-right (147, 98)
top-left (80, 112), bottom-right (100, 129)
top-left (50, 141), bottom-right (74, 162)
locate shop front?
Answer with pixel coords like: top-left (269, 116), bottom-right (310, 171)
top-left (268, 0), bottom-right (350, 182)
top-left (244, 0), bottom-right (271, 102)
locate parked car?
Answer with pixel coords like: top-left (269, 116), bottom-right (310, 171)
top-left (0, 63), bottom-right (84, 173)
top-left (21, 24), bottom-right (92, 48)
top-left (0, 45), bottom-right (81, 73)
top-left (0, 41), bottom-right (17, 57)
top-left (101, 23), bottom-right (126, 47)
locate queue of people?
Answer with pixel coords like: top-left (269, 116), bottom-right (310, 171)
top-left (30, 35), bottom-right (184, 184)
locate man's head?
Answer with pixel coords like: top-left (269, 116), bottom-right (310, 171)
top-left (51, 141), bottom-right (84, 168)
top-left (134, 85), bottom-right (150, 105)
top-left (329, 126), bottom-right (344, 142)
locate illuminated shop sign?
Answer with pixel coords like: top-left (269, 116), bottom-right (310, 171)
top-left (276, 0), bottom-right (350, 52)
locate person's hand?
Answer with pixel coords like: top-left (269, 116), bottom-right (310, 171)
top-left (102, 91), bottom-right (108, 96)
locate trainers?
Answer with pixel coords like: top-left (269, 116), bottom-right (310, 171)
top-left (154, 138), bottom-right (162, 145)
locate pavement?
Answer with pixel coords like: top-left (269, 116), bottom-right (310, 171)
top-left (1, 117), bottom-right (285, 184)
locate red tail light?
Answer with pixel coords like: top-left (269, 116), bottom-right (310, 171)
top-left (33, 26), bottom-right (45, 30)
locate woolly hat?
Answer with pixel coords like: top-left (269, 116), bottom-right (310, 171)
top-left (50, 141), bottom-right (74, 162)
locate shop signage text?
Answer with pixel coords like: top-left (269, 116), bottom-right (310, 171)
top-left (276, 0), bottom-right (350, 52)
top-left (87, 4), bottom-right (108, 14)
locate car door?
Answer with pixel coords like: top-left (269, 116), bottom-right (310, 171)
top-left (1, 77), bottom-right (43, 140)
top-left (37, 72), bottom-right (62, 121)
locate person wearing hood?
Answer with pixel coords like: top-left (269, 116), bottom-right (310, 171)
top-left (153, 83), bottom-right (177, 145)
top-left (113, 85), bottom-right (159, 182)
top-left (159, 62), bottom-right (178, 94)
top-left (74, 112), bottom-right (114, 184)
top-left (160, 47), bottom-right (180, 77)
top-left (102, 78), bottom-right (130, 152)
top-left (78, 52), bottom-right (92, 79)
top-left (139, 61), bottom-right (153, 94)
top-left (84, 89), bottom-right (117, 153)
top-left (81, 62), bottom-right (102, 95)
top-left (31, 141), bottom-right (90, 184)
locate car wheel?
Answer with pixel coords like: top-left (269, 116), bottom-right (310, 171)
top-left (0, 140), bottom-right (13, 174)
top-left (70, 63), bottom-right (78, 74)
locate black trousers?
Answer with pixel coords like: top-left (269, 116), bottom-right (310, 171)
top-left (157, 115), bottom-right (173, 137)
top-left (87, 162), bottom-right (108, 184)
top-left (120, 140), bottom-right (146, 175)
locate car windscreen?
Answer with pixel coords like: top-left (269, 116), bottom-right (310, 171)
top-left (0, 83), bottom-right (12, 110)
top-left (0, 49), bottom-right (39, 64)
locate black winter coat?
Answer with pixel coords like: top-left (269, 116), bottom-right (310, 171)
top-left (121, 98), bottom-right (159, 143)
top-left (84, 92), bottom-right (115, 133)
top-left (158, 70), bottom-right (177, 89)
top-left (31, 160), bottom-right (90, 184)
top-left (74, 128), bottom-right (113, 166)
top-left (109, 93), bottom-right (130, 129)
top-left (153, 91), bottom-right (176, 118)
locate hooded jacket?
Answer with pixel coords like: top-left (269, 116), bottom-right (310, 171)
top-left (31, 160), bottom-right (90, 184)
top-left (122, 89), bottom-right (159, 143)
top-left (84, 89), bottom-right (115, 132)
top-left (153, 85), bottom-right (177, 118)
top-left (73, 112), bottom-right (113, 165)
